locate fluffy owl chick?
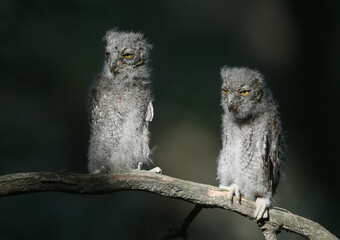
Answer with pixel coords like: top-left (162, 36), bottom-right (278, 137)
top-left (217, 66), bottom-right (285, 220)
top-left (88, 29), bottom-right (154, 173)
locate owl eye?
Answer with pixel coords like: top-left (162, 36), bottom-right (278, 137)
top-left (123, 53), bottom-right (134, 59)
top-left (222, 89), bottom-right (227, 94)
top-left (240, 90), bottom-right (250, 96)
top-left (105, 51), bottom-right (110, 58)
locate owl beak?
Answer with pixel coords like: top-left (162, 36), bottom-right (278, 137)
top-left (109, 53), bottom-right (120, 73)
top-left (227, 102), bottom-right (234, 112)
top-left (227, 99), bottom-right (235, 112)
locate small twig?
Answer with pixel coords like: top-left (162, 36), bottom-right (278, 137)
top-left (161, 205), bottom-right (203, 240)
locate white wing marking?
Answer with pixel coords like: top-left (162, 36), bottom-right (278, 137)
top-left (146, 101), bottom-right (154, 122)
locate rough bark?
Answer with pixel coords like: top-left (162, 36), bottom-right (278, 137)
top-left (0, 170), bottom-right (337, 240)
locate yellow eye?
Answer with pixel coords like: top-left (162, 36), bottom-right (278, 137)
top-left (222, 89), bottom-right (227, 94)
top-left (123, 54), bottom-right (133, 59)
top-left (241, 90), bottom-right (249, 96)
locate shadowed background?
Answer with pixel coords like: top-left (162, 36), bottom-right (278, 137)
top-left (1, 0), bottom-right (339, 239)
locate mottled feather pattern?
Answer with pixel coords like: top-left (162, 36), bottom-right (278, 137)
top-left (217, 66), bottom-right (286, 207)
top-left (88, 30), bottom-right (153, 173)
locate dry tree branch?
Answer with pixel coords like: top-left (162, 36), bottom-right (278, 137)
top-left (0, 170), bottom-right (337, 240)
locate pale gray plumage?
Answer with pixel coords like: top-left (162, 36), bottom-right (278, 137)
top-left (87, 29), bottom-right (154, 173)
top-left (217, 66), bottom-right (285, 219)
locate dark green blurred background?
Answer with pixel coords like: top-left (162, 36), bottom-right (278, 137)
top-left (1, 0), bottom-right (339, 239)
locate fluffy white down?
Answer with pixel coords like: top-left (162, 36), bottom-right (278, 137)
top-left (87, 30), bottom-right (153, 173)
top-left (217, 66), bottom-right (285, 207)
top-left (217, 118), bottom-right (272, 201)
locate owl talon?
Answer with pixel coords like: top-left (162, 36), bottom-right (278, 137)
top-left (149, 167), bottom-right (162, 174)
top-left (137, 162), bottom-right (143, 170)
top-left (93, 165), bottom-right (109, 174)
top-left (254, 198), bottom-right (270, 220)
top-left (227, 184), bottom-right (241, 203)
top-left (137, 162), bottom-right (161, 174)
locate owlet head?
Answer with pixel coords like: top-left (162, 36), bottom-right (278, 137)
top-left (220, 66), bottom-right (266, 121)
top-left (103, 29), bottom-right (152, 74)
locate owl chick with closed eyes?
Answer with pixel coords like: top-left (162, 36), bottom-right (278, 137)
top-left (217, 66), bottom-right (285, 220)
top-left (87, 29), bottom-right (156, 173)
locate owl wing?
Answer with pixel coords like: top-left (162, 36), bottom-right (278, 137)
top-left (262, 121), bottom-right (284, 195)
top-left (87, 75), bottom-right (101, 125)
top-left (145, 101), bottom-right (154, 122)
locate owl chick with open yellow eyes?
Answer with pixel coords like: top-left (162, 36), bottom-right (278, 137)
top-left (87, 29), bottom-right (156, 173)
top-left (217, 66), bottom-right (286, 220)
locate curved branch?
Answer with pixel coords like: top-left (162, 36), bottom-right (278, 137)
top-left (0, 170), bottom-right (337, 240)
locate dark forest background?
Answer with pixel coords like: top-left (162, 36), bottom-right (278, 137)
top-left (1, 0), bottom-right (339, 239)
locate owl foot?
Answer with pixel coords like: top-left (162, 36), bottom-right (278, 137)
top-left (149, 167), bottom-right (162, 174)
top-left (137, 162), bottom-right (143, 170)
top-left (219, 184), bottom-right (241, 203)
top-left (93, 165), bottom-right (109, 174)
top-left (228, 184), bottom-right (241, 203)
top-left (137, 162), bottom-right (162, 174)
top-left (254, 198), bottom-right (270, 220)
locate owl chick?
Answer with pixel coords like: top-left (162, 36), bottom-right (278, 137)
top-left (217, 66), bottom-right (285, 220)
top-left (87, 29), bottom-right (154, 173)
